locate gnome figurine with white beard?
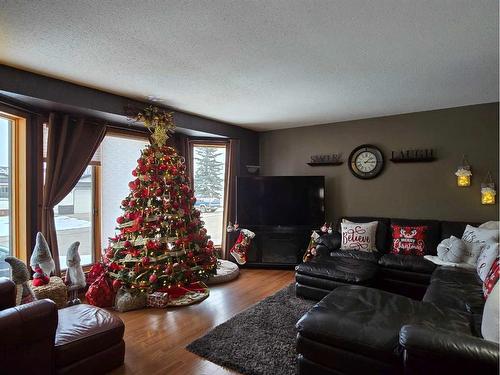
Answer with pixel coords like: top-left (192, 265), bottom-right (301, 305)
top-left (30, 232), bottom-right (55, 286)
top-left (5, 256), bottom-right (36, 305)
top-left (65, 241), bottom-right (86, 305)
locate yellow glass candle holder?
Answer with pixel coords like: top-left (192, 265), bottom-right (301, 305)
top-left (457, 175), bottom-right (471, 187)
top-left (481, 184), bottom-right (496, 205)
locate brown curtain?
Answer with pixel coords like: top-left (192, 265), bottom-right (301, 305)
top-left (169, 133), bottom-right (191, 178)
top-left (42, 113), bottom-right (106, 275)
top-left (223, 139), bottom-right (240, 258)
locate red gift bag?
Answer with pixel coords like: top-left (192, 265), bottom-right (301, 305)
top-left (85, 273), bottom-right (115, 307)
top-left (86, 262), bottom-right (106, 286)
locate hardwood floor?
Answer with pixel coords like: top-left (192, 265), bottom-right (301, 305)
top-left (109, 268), bottom-right (295, 375)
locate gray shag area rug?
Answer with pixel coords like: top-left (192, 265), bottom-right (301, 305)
top-left (186, 284), bottom-right (315, 375)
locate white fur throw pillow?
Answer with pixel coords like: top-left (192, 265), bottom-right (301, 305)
top-left (437, 236), bottom-right (467, 263)
top-left (462, 225), bottom-right (499, 265)
top-left (341, 220), bottom-right (378, 252)
top-left (479, 221), bottom-right (500, 231)
top-left (482, 281), bottom-right (499, 343)
top-left (477, 243), bottom-right (500, 281)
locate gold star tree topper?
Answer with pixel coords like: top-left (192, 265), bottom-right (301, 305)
top-left (135, 106), bottom-right (175, 147)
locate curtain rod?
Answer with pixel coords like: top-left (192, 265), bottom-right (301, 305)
top-left (0, 98), bottom-right (45, 116)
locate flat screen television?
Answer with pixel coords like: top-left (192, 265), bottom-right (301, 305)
top-left (236, 176), bottom-right (325, 227)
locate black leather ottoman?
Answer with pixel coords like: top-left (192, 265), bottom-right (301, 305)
top-left (296, 285), bottom-right (472, 375)
top-left (295, 257), bottom-right (378, 300)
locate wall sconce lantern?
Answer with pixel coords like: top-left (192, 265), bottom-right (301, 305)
top-left (481, 172), bottom-right (496, 205)
top-left (455, 156), bottom-right (472, 187)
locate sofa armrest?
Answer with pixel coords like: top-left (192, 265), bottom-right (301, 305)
top-left (316, 232), bottom-right (341, 252)
top-left (0, 299), bottom-right (58, 374)
top-left (0, 277), bottom-right (16, 310)
top-left (399, 324), bottom-right (499, 374)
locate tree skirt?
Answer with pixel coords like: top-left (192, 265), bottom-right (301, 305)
top-left (187, 284), bottom-right (314, 375)
top-left (165, 282), bottom-right (210, 306)
top-left (205, 259), bottom-right (239, 285)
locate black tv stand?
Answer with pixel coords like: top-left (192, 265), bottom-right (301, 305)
top-left (227, 225), bottom-right (314, 268)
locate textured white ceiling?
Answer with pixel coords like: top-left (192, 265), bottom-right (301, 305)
top-left (0, 0), bottom-right (498, 131)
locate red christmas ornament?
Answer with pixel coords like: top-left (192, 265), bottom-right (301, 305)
top-left (112, 279), bottom-right (122, 290)
top-left (146, 240), bottom-right (157, 250)
top-left (141, 257), bottom-right (150, 266)
top-left (109, 262), bottom-right (122, 271)
top-left (132, 169), bottom-right (138, 177)
top-left (123, 240), bottom-right (132, 248)
top-left (149, 274), bottom-right (158, 283)
top-left (116, 216), bottom-right (125, 224)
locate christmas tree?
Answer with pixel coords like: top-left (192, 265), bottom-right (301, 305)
top-left (103, 107), bottom-right (217, 295)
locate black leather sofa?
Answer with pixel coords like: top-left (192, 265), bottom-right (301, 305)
top-left (296, 217), bottom-right (479, 300)
top-left (295, 217), bottom-right (499, 375)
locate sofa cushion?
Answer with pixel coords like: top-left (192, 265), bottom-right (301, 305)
top-left (342, 217), bottom-right (391, 253)
top-left (482, 282), bottom-right (499, 343)
top-left (483, 257), bottom-right (499, 299)
top-left (55, 304), bottom-right (125, 368)
top-left (379, 254), bottom-right (436, 274)
top-left (315, 232), bottom-right (341, 251)
top-left (424, 267), bottom-right (484, 314)
top-left (390, 219), bottom-right (440, 255)
top-left (329, 249), bottom-right (381, 263)
top-left (390, 225), bottom-right (428, 256)
top-left (430, 266), bottom-right (481, 285)
top-left (296, 258), bottom-right (378, 284)
top-left (296, 286), bottom-right (472, 364)
top-left (340, 220), bottom-right (378, 251)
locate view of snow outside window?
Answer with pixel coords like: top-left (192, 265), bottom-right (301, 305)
top-left (54, 165), bottom-right (94, 269)
top-left (100, 135), bottom-right (149, 250)
top-left (0, 117), bottom-right (11, 277)
top-left (193, 145), bottom-right (226, 246)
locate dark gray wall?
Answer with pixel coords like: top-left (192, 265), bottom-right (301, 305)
top-left (260, 103), bottom-right (499, 223)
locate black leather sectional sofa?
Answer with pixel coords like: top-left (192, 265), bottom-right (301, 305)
top-left (294, 216), bottom-right (499, 375)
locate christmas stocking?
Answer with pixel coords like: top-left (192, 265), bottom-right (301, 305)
top-left (230, 229), bottom-right (255, 265)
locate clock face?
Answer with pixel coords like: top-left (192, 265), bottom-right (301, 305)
top-left (348, 145), bottom-right (384, 179)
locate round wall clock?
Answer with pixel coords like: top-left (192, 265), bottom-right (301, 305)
top-left (348, 144), bottom-right (384, 179)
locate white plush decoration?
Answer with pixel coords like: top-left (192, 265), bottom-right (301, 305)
top-left (30, 232), bottom-right (55, 276)
top-left (65, 241), bottom-right (86, 289)
top-left (5, 256), bottom-right (36, 305)
top-left (437, 236), bottom-right (467, 263)
top-left (423, 255), bottom-right (475, 269)
top-left (479, 221), bottom-right (500, 231)
top-left (482, 281), bottom-right (499, 343)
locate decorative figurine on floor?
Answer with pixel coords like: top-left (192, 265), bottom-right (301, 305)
top-left (302, 231), bottom-right (321, 263)
top-left (5, 256), bottom-right (36, 305)
top-left (30, 232), bottom-right (55, 286)
top-left (230, 228), bottom-right (255, 265)
top-left (65, 241), bottom-right (86, 306)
